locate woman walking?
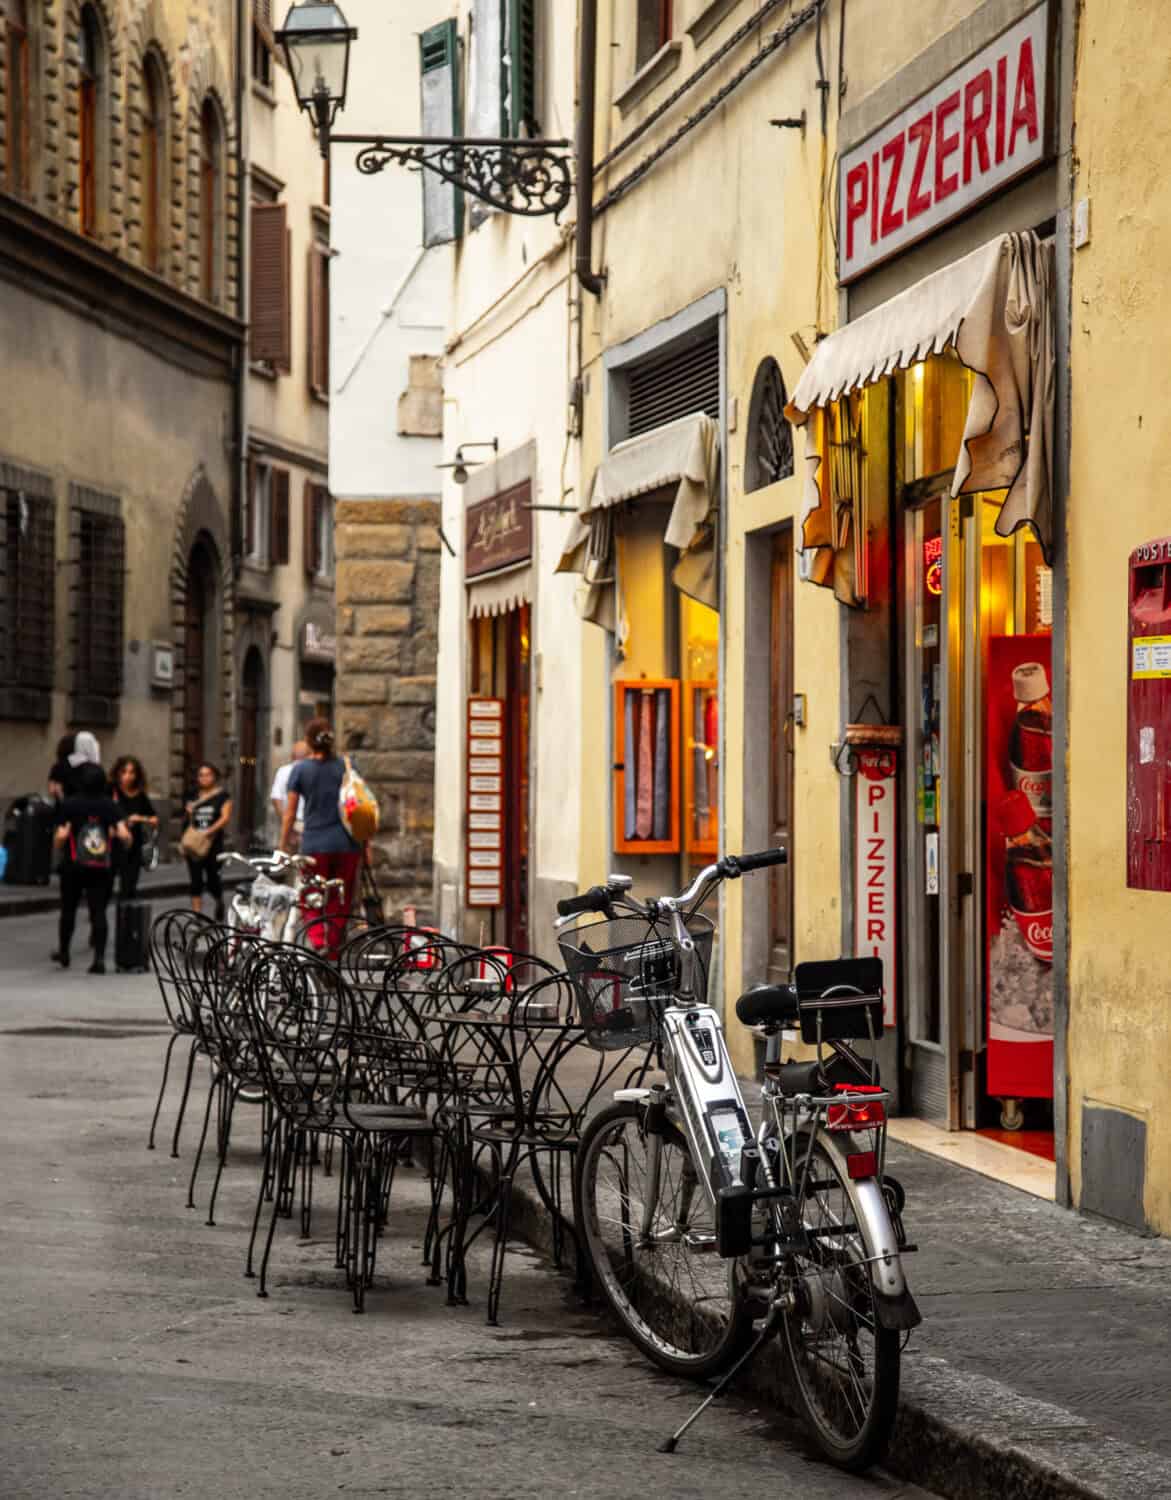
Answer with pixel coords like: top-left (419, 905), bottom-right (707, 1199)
top-left (51, 761), bottom-right (130, 973)
top-left (279, 717), bottom-right (360, 957)
top-left (111, 756), bottom-right (158, 900)
top-left (182, 762), bottom-right (232, 920)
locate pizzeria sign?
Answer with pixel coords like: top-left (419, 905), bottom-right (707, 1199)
top-left (838, 3), bottom-right (1052, 283)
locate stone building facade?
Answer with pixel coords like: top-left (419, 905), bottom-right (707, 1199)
top-left (0, 0), bottom-right (243, 829)
top-left (334, 499), bottom-right (439, 917)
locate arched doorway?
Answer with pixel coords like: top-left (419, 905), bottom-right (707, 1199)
top-left (182, 537), bottom-right (220, 791)
top-left (238, 646), bottom-right (264, 848)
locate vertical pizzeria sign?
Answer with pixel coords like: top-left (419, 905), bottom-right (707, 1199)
top-left (838, 3), bottom-right (1051, 283)
top-left (854, 748), bottom-right (897, 1027)
top-left (466, 697), bottom-right (504, 908)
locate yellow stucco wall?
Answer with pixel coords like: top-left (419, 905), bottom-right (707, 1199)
top-left (1067, 3), bottom-right (1171, 1232)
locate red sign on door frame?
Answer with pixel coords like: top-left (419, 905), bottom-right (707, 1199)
top-left (854, 748), bottom-right (898, 1027)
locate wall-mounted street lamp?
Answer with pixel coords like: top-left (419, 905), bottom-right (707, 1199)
top-left (436, 439), bottom-right (499, 486)
top-left (274, 0), bottom-right (573, 219)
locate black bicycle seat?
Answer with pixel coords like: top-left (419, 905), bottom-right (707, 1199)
top-left (735, 983), bottom-right (799, 1028)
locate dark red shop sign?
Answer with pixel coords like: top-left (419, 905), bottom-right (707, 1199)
top-left (838, 3), bottom-right (1052, 284)
top-left (465, 480), bottom-right (533, 579)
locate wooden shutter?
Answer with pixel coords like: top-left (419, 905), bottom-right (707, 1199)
top-left (253, 0), bottom-right (272, 44)
top-left (250, 202), bottom-right (290, 368)
top-left (507, 0), bottom-right (538, 136)
top-left (307, 244), bottom-right (329, 398)
top-left (419, 20), bottom-right (463, 246)
top-left (271, 467), bottom-right (289, 565)
top-left (302, 478), bottom-right (320, 577)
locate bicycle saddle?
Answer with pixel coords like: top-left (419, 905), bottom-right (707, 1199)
top-left (735, 983), bottom-right (799, 1027)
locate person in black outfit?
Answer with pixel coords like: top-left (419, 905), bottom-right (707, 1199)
top-left (47, 733), bottom-right (77, 803)
top-left (184, 762), bottom-right (232, 920)
top-left (111, 756), bottom-right (158, 900)
top-left (51, 762), bottom-right (130, 973)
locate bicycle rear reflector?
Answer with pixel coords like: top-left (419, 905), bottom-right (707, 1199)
top-left (846, 1150), bottom-right (878, 1179)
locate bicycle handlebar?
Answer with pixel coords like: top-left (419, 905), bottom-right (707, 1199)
top-left (553, 847), bottom-right (787, 929)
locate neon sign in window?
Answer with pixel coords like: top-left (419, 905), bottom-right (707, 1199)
top-left (924, 535), bottom-right (943, 596)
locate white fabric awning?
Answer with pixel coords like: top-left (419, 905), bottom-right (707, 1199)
top-left (557, 413), bottom-right (720, 623)
top-left (787, 231), bottom-right (1054, 600)
top-left (466, 562), bottom-right (532, 620)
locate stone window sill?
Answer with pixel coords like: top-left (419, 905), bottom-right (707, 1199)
top-left (614, 41), bottom-right (683, 117)
top-left (252, 79), bottom-right (277, 110)
top-left (687, 0), bottom-right (741, 47)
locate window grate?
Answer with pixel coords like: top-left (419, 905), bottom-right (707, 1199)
top-left (744, 357), bottom-right (794, 492)
top-left (626, 326), bottom-right (720, 439)
top-left (0, 488), bottom-right (55, 717)
top-left (72, 507), bottom-right (124, 722)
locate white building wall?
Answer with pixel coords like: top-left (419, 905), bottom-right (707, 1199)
top-left (328, 0), bottom-right (452, 500)
top-left (432, 0), bottom-right (582, 953)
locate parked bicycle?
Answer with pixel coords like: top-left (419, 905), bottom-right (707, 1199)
top-left (559, 850), bottom-right (919, 1471)
top-left (219, 849), bottom-right (347, 949)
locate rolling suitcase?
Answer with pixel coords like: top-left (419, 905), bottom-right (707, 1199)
top-left (115, 900), bottom-right (152, 973)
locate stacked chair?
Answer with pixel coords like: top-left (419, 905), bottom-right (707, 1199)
top-left (144, 907), bottom-right (648, 1324)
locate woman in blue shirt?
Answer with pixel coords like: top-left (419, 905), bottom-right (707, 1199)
top-left (279, 717), bottom-right (361, 956)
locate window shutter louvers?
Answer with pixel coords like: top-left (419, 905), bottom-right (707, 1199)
top-left (271, 467), bottom-right (289, 565)
top-left (507, 0), bottom-right (538, 136)
top-left (302, 478), bottom-right (319, 577)
top-left (419, 19), bottom-right (463, 245)
top-left (250, 202), bottom-right (290, 367)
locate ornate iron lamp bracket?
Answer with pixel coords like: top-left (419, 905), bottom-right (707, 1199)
top-left (332, 134), bottom-right (574, 219)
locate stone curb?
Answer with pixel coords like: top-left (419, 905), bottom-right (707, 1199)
top-left (499, 1165), bottom-right (1149, 1500)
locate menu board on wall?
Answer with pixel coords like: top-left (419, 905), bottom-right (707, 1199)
top-left (466, 697), bottom-right (504, 908)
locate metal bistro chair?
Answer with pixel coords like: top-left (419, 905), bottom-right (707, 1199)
top-left (145, 909), bottom-right (218, 1157)
top-left (241, 943), bottom-right (435, 1312)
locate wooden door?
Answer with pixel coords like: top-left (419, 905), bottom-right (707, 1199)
top-left (768, 529), bottom-right (795, 982)
top-left (183, 545), bottom-right (211, 789)
top-left (504, 605), bottom-right (530, 954)
top-left (238, 648), bottom-right (262, 844)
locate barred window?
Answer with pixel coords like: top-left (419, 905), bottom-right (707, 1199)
top-left (0, 488), bottom-right (55, 720)
top-left (71, 505), bottom-right (125, 726)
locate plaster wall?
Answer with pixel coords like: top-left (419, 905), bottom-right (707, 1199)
top-left (433, 0), bottom-right (581, 955)
top-left (583, 1), bottom-right (856, 1072)
top-left (0, 274), bottom-right (233, 813)
top-left (327, 0), bottom-right (450, 502)
top-left (1066, 2), bottom-right (1171, 1233)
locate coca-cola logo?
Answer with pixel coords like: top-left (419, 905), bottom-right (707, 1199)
top-left (1016, 775), bottom-right (1050, 796)
top-left (1027, 920), bottom-right (1052, 945)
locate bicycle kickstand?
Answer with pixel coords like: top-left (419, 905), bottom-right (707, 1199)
top-left (657, 1304), bottom-right (782, 1455)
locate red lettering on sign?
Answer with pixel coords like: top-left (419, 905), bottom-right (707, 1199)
top-left (934, 90), bottom-right (961, 201)
top-left (868, 891), bottom-right (887, 914)
top-left (1008, 36), bottom-right (1039, 156)
top-left (880, 132), bottom-right (905, 236)
top-left (866, 919), bottom-right (887, 942)
top-left (844, 162), bottom-right (869, 260)
top-left (867, 782), bottom-right (887, 806)
top-left (906, 112), bottom-right (933, 219)
top-left (995, 54), bottom-right (1007, 164)
top-left (871, 151), bottom-right (880, 245)
top-left (867, 837), bottom-right (884, 860)
top-left (962, 69), bottom-right (992, 184)
top-left (867, 864), bottom-right (885, 889)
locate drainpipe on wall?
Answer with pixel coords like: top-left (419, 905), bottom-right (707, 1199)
top-left (575, 0), bottom-right (605, 297)
top-left (232, 0), bottom-right (248, 584)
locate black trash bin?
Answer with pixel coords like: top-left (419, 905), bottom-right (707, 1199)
top-left (3, 794), bottom-right (56, 885)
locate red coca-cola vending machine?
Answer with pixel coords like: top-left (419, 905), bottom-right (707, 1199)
top-left (985, 636), bottom-right (1054, 1100)
top-left (1127, 539), bottom-right (1171, 891)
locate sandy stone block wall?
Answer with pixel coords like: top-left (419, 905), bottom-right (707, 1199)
top-left (335, 499), bottom-right (440, 919)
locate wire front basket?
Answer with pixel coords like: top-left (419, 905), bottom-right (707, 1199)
top-left (557, 912), bottom-right (715, 1051)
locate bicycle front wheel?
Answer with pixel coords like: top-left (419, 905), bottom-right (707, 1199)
top-left (778, 1133), bottom-right (900, 1470)
top-left (576, 1100), bottom-right (751, 1379)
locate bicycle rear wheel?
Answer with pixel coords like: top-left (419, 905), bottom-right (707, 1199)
top-left (778, 1133), bottom-right (900, 1470)
top-left (576, 1100), bottom-right (751, 1378)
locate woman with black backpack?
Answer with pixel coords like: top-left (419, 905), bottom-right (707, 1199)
top-left (51, 762), bottom-right (131, 973)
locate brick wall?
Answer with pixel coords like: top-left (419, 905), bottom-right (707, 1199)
top-left (335, 499), bottom-right (440, 919)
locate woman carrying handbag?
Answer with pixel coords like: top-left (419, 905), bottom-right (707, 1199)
top-left (181, 762), bottom-right (232, 920)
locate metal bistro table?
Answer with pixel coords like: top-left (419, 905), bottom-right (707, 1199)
top-left (430, 982), bottom-right (599, 1325)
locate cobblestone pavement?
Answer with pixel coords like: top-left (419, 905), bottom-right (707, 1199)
top-left (0, 912), bottom-right (935, 1500)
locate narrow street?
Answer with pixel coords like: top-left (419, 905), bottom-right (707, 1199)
top-left (0, 912), bottom-right (934, 1500)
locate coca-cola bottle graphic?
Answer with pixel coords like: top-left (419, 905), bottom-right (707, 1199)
top-left (1008, 661), bottom-right (1052, 826)
top-left (999, 789), bottom-right (1053, 963)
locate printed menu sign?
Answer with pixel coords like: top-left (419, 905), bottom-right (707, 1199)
top-left (466, 698), bottom-right (504, 907)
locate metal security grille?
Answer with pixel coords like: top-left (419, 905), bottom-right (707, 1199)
top-left (72, 507), bottom-right (125, 724)
top-left (626, 326), bottom-right (720, 439)
top-left (0, 489), bottom-right (55, 718)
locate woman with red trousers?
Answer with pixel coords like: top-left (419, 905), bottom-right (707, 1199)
top-left (280, 717), bottom-right (361, 957)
